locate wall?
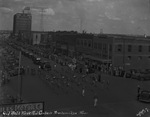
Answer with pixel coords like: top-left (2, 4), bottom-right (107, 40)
top-left (32, 33), bottom-right (41, 45)
top-left (113, 36), bottom-right (150, 70)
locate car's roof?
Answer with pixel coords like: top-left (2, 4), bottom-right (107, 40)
top-left (141, 90), bottom-right (150, 94)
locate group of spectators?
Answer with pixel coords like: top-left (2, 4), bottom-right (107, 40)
top-left (31, 53), bottom-right (112, 107)
top-left (2, 40), bottom-right (118, 107)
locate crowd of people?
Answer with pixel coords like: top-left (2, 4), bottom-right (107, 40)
top-left (1, 40), bottom-right (126, 107)
top-left (20, 50), bottom-right (113, 107)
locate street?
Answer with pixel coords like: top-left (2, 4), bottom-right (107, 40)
top-left (1, 45), bottom-right (150, 117)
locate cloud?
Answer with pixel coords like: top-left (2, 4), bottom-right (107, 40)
top-left (0, 7), bottom-right (13, 13)
top-left (86, 0), bottom-right (103, 2)
top-left (14, 0), bottom-right (23, 1)
top-left (0, 0), bottom-right (150, 35)
top-left (43, 8), bottom-right (55, 15)
top-left (31, 7), bottom-right (55, 16)
top-left (105, 12), bottom-right (121, 20)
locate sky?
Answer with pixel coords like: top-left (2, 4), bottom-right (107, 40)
top-left (0, 0), bottom-right (150, 35)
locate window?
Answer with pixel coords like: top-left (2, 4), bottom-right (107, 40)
top-left (36, 35), bottom-right (38, 39)
top-left (94, 43), bottom-right (97, 49)
top-left (127, 56), bottom-right (131, 60)
top-left (117, 44), bottom-right (122, 52)
top-left (77, 39), bottom-right (80, 45)
top-left (81, 40), bottom-right (83, 46)
top-left (138, 45), bottom-right (142, 52)
top-left (88, 41), bottom-right (91, 47)
top-left (84, 40), bottom-right (87, 46)
top-left (98, 43), bottom-right (102, 50)
top-left (148, 46), bottom-right (150, 52)
top-left (128, 45), bottom-right (132, 52)
top-left (138, 56), bottom-right (142, 60)
top-left (103, 44), bottom-right (107, 51)
top-left (109, 44), bottom-right (112, 52)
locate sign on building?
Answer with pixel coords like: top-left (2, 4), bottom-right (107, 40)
top-left (0, 102), bottom-right (44, 117)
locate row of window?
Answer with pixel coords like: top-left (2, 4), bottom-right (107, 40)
top-left (77, 39), bottom-right (92, 47)
top-left (117, 44), bottom-right (150, 52)
top-left (126, 56), bottom-right (150, 60)
top-left (77, 39), bottom-right (112, 52)
top-left (93, 53), bottom-right (112, 59)
top-left (94, 43), bottom-right (112, 52)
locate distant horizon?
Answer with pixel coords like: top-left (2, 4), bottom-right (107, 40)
top-left (1, 0), bottom-right (150, 35)
top-left (1, 29), bottom-right (150, 37)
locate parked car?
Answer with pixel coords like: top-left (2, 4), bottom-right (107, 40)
top-left (8, 67), bottom-right (25, 77)
top-left (125, 71), bottom-right (132, 78)
top-left (40, 61), bottom-right (51, 70)
top-left (137, 90), bottom-right (150, 103)
top-left (33, 57), bottom-right (41, 65)
top-left (43, 63), bottom-right (51, 71)
top-left (131, 72), bottom-right (150, 81)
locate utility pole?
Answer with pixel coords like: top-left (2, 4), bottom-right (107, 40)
top-left (80, 19), bottom-right (83, 33)
top-left (123, 38), bottom-right (125, 71)
top-left (18, 51), bottom-right (22, 102)
top-left (40, 8), bottom-right (44, 31)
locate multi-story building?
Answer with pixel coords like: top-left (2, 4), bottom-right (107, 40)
top-left (13, 8), bottom-right (32, 35)
top-left (70, 33), bottom-right (150, 71)
top-left (112, 34), bottom-right (150, 70)
top-left (76, 33), bottom-right (94, 56)
top-left (31, 31), bottom-right (50, 46)
top-left (83, 34), bottom-right (150, 71)
top-left (54, 31), bottom-right (78, 56)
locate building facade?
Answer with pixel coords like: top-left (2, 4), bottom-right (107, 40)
top-left (76, 34), bottom-right (94, 56)
top-left (54, 32), bottom-right (78, 57)
top-left (13, 12), bottom-right (32, 34)
top-left (60, 33), bottom-right (150, 71)
top-left (112, 35), bottom-right (150, 70)
top-left (31, 31), bottom-right (49, 46)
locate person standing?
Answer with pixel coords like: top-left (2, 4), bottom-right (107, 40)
top-left (80, 68), bottom-right (82, 74)
top-left (38, 66), bottom-right (41, 76)
top-left (82, 87), bottom-right (85, 96)
top-left (137, 85), bottom-right (140, 94)
top-left (98, 74), bottom-right (101, 82)
top-left (27, 66), bottom-right (30, 74)
top-left (106, 80), bottom-right (109, 89)
top-left (94, 94), bottom-right (98, 108)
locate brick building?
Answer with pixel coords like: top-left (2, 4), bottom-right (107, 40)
top-left (56, 32), bottom-right (150, 71)
top-left (112, 34), bottom-right (150, 70)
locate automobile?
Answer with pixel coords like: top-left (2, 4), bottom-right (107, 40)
top-left (139, 72), bottom-right (150, 81)
top-left (87, 67), bottom-right (95, 74)
top-left (31, 55), bottom-right (37, 61)
top-left (28, 53), bottom-right (34, 58)
top-left (6, 60), bottom-right (18, 65)
top-left (33, 57), bottom-right (41, 65)
top-left (24, 51), bottom-right (29, 57)
top-left (8, 67), bottom-right (25, 77)
top-left (40, 61), bottom-right (51, 70)
top-left (43, 54), bottom-right (49, 59)
top-left (125, 71), bottom-right (132, 78)
top-left (8, 70), bottom-right (18, 77)
top-left (137, 90), bottom-right (150, 103)
top-left (4, 65), bottom-right (14, 72)
top-left (131, 72), bottom-right (150, 81)
top-left (43, 63), bottom-right (51, 71)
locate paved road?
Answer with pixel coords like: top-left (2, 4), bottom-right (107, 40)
top-left (2, 45), bottom-right (150, 117)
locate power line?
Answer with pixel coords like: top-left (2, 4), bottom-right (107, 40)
top-left (40, 8), bottom-right (44, 31)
